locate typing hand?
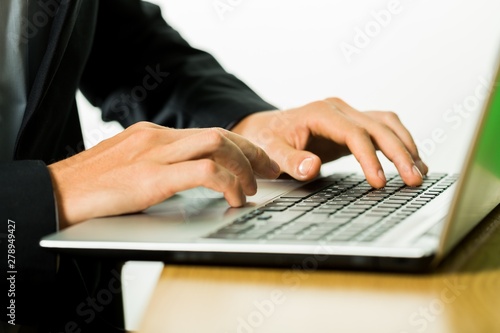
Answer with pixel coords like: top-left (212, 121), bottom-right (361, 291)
top-left (48, 122), bottom-right (280, 228)
top-left (232, 97), bottom-right (428, 188)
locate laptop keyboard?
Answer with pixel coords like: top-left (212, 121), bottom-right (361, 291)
top-left (206, 173), bottom-right (458, 243)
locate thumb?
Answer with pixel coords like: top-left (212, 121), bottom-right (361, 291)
top-left (270, 141), bottom-right (322, 181)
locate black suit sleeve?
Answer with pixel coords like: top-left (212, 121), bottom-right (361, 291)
top-left (1, 0), bottom-right (274, 328)
top-left (1, 161), bottom-right (58, 325)
top-left (80, 0), bottom-right (276, 130)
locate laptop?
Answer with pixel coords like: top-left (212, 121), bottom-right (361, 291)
top-left (40, 66), bottom-right (500, 273)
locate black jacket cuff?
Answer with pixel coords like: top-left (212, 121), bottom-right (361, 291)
top-left (1, 160), bottom-right (58, 325)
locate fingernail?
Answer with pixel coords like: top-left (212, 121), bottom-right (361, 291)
top-left (299, 158), bottom-right (313, 176)
top-left (271, 160), bottom-right (281, 174)
top-left (415, 159), bottom-right (427, 175)
top-left (238, 190), bottom-right (247, 206)
top-left (378, 169), bottom-right (386, 183)
top-left (412, 164), bottom-right (423, 179)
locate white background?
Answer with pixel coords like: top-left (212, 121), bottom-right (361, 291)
top-left (76, 0), bottom-right (500, 329)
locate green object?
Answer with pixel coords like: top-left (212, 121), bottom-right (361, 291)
top-left (476, 77), bottom-right (500, 177)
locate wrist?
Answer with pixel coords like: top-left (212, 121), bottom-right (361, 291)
top-left (47, 161), bottom-right (86, 229)
top-left (231, 110), bottom-right (276, 139)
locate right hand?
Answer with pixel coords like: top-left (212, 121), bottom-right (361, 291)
top-left (48, 122), bottom-right (281, 228)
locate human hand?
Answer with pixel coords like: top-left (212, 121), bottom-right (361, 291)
top-left (48, 122), bottom-right (280, 228)
top-left (232, 97), bottom-right (428, 188)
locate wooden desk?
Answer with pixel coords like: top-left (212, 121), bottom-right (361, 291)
top-left (139, 206), bottom-right (500, 333)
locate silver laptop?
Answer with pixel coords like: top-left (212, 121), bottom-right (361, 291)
top-left (40, 65), bottom-right (500, 272)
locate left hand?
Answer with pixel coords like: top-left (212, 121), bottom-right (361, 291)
top-left (232, 97), bottom-right (428, 188)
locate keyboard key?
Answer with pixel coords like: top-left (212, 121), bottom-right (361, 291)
top-left (342, 207), bottom-right (368, 213)
top-left (358, 197), bottom-right (381, 203)
top-left (317, 207), bottom-right (341, 213)
top-left (329, 200), bottom-right (353, 205)
top-left (324, 202), bottom-right (347, 207)
top-left (296, 202), bottom-right (321, 208)
top-left (274, 198), bottom-right (301, 203)
top-left (278, 228), bottom-right (302, 235)
top-left (314, 224), bottom-right (341, 232)
top-left (289, 207), bottom-right (314, 212)
top-left (299, 234), bottom-right (323, 241)
top-left (247, 210), bottom-right (263, 217)
top-left (269, 234), bottom-right (300, 241)
top-left (261, 206), bottom-right (287, 212)
top-left (254, 220), bottom-right (289, 227)
top-left (401, 188), bottom-right (423, 193)
top-left (333, 212), bottom-right (360, 218)
top-left (392, 193), bottom-right (418, 198)
top-left (350, 204), bottom-right (374, 209)
top-left (327, 232), bottom-right (357, 241)
top-left (337, 196), bottom-right (359, 202)
top-left (282, 225), bottom-right (308, 233)
top-left (263, 211), bottom-right (305, 222)
top-left (366, 212), bottom-right (390, 217)
top-left (304, 198), bottom-right (328, 203)
top-left (407, 203), bottom-right (425, 208)
top-left (236, 234), bottom-right (265, 240)
top-left (390, 195), bottom-right (413, 200)
top-left (371, 208), bottom-right (397, 213)
top-left (377, 204), bottom-right (403, 209)
top-left (351, 215), bottom-right (383, 226)
top-left (268, 201), bottom-right (294, 206)
top-left (328, 216), bottom-right (354, 224)
top-left (395, 211), bottom-right (412, 217)
top-left (295, 213), bottom-right (332, 224)
top-left (426, 190), bottom-right (443, 195)
top-left (384, 199), bottom-right (408, 205)
top-left (425, 173), bottom-right (446, 179)
top-left (401, 208), bottom-right (419, 213)
top-left (282, 181), bottom-right (336, 198)
top-left (222, 224), bottom-right (254, 232)
top-left (311, 210), bottom-right (332, 214)
top-left (233, 217), bottom-right (250, 224)
top-left (207, 233), bottom-right (241, 239)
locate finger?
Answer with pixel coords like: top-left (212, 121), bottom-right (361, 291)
top-left (369, 112), bottom-right (429, 175)
top-left (220, 130), bottom-right (281, 179)
top-left (365, 122), bottom-right (424, 186)
top-left (266, 138), bottom-right (322, 181)
top-left (344, 127), bottom-right (387, 188)
top-left (339, 112), bottom-right (424, 186)
top-left (142, 127), bottom-right (281, 179)
top-left (325, 99), bottom-right (424, 185)
top-left (305, 101), bottom-right (387, 188)
top-left (160, 129), bottom-right (258, 195)
top-left (155, 159), bottom-right (247, 207)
